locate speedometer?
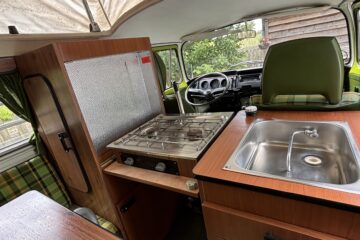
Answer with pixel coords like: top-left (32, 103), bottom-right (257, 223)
top-left (221, 79), bottom-right (227, 87)
top-left (200, 81), bottom-right (209, 89)
top-left (210, 79), bottom-right (220, 89)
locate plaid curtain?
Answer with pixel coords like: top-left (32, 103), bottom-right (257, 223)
top-left (0, 71), bottom-right (44, 154)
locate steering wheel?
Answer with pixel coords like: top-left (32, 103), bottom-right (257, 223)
top-left (185, 72), bottom-right (231, 106)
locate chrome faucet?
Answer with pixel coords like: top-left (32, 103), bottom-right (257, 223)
top-left (286, 129), bottom-right (319, 172)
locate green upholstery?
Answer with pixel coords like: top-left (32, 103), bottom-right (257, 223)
top-left (0, 156), bottom-right (119, 235)
top-left (0, 156), bottom-right (71, 208)
top-left (250, 92), bottom-right (360, 110)
top-left (262, 37), bottom-right (344, 105)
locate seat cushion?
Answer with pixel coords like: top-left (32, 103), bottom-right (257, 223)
top-left (250, 92), bottom-right (360, 110)
top-left (0, 156), bottom-right (71, 208)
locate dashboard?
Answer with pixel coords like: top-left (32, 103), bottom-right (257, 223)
top-left (191, 71), bottom-right (261, 92)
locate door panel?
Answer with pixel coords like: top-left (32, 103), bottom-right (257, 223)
top-left (23, 76), bottom-right (88, 192)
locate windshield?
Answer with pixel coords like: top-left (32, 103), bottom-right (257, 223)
top-left (182, 8), bottom-right (349, 79)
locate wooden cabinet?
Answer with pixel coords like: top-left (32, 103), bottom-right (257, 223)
top-left (203, 202), bottom-right (343, 240)
top-left (15, 38), bottom-right (163, 238)
top-left (116, 184), bottom-right (179, 240)
top-left (199, 181), bottom-right (360, 240)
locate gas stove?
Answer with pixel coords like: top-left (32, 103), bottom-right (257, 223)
top-left (107, 112), bottom-right (233, 160)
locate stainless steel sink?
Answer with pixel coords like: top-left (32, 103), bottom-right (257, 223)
top-left (224, 120), bottom-right (360, 193)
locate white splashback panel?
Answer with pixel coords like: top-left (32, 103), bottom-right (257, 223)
top-left (65, 51), bottom-right (162, 152)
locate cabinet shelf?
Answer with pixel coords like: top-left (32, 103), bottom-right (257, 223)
top-left (104, 162), bottom-right (199, 198)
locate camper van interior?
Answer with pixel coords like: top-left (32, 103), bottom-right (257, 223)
top-left (2, 0), bottom-right (360, 239)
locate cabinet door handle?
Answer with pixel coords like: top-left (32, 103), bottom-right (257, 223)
top-left (120, 197), bottom-right (136, 213)
top-left (58, 132), bottom-right (73, 152)
top-left (264, 232), bottom-right (279, 240)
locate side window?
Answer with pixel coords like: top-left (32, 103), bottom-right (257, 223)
top-left (0, 103), bottom-right (33, 154)
top-left (155, 49), bottom-right (182, 89)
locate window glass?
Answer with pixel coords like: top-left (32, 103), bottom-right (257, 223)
top-left (156, 49), bottom-right (182, 89)
top-left (183, 8), bottom-right (349, 79)
top-left (0, 103), bottom-right (33, 152)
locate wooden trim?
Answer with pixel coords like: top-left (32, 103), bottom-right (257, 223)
top-left (193, 110), bottom-right (360, 207)
top-left (55, 38), bottom-right (152, 62)
top-left (104, 162), bottom-right (199, 198)
top-left (0, 57), bottom-right (16, 73)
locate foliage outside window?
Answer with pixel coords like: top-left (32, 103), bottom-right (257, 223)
top-left (156, 49), bottom-right (182, 89)
top-left (183, 8), bottom-right (349, 79)
top-left (0, 103), bottom-right (33, 153)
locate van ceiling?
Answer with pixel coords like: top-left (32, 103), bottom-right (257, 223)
top-left (0, 0), bottom-right (344, 57)
top-left (113, 0), bottom-right (343, 44)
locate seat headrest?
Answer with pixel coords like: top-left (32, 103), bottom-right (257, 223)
top-left (262, 37), bottom-right (344, 105)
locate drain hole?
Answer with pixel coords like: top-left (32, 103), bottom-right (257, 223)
top-left (303, 156), bottom-right (322, 166)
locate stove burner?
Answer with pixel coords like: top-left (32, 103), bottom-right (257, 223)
top-left (140, 127), bottom-right (160, 139)
top-left (108, 112), bottom-right (233, 160)
top-left (187, 128), bottom-right (204, 141)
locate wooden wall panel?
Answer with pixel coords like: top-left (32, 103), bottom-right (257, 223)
top-left (15, 43), bottom-right (120, 228)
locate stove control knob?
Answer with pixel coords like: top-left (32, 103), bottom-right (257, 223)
top-left (124, 157), bottom-right (135, 166)
top-left (155, 162), bottom-right (166, 172)
top-left (186, 180), bottom-right (198, 190)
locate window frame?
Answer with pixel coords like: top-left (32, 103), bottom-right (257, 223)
top-left (0, 104), bottom-right (33, 157)
top-left (153, 44), bottom-right (184, 91)
top-left (181, 7), bottom-right (352, 80)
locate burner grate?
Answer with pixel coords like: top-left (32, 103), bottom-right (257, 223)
top-left (108, 113), bottom-right (233, 160)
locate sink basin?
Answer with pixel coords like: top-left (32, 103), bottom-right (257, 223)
top-left (224, 120), bottom-right (360, 192)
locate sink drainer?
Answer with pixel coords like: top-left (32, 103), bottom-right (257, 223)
top-left (303, 156), bottom-right (322, 166)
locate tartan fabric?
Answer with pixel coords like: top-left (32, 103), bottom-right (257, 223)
top-left (0, 156), bottom-right (71, 208)
top-left (97, 215), bottom-right (121, 235)
top-left (0, 156), bottom-right (120, 235)
top-left (250, 92), bottom-right (360, 106)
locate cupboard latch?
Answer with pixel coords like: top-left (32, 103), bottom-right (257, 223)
top-left (58, 132), bottom-right (73, 152)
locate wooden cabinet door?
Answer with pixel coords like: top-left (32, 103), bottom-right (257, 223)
top-left (23, 75), bottom-right (88, 192)
top-left (117, 184), bottom-right (179, 240)
top-left (202, 202), bottom-right (345, 240)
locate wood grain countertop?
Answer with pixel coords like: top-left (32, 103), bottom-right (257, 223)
top-left (0, 191), bottom-right (121, 240)
top-left (193, 110), bottom-right (360, 207)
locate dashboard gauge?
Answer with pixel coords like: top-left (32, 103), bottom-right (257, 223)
top-left (201, 81), bottom-right (209, 89)
top-left (221, 79), bottom-right (227, 87)
top-left (210, 79), bottom-right (220, 89)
